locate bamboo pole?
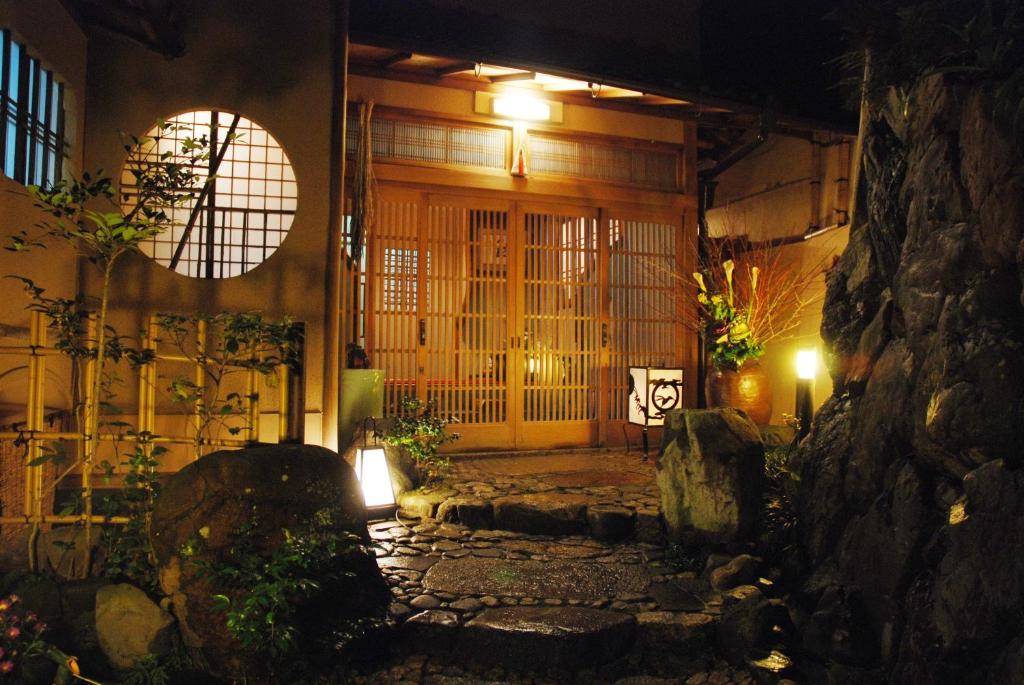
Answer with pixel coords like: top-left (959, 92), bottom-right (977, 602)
top-left (81, 315), bottom-right (98, 571)
top-left (1, 515), bottom-right (130, 525)
top-left (246, 353), bottom-right (260, 443)
top-left (278, 363), bottom-right (289, 442)
top-left (193, 318), bottom-right (207, 459)
top-left (24, 311), bottom-right (44, 571)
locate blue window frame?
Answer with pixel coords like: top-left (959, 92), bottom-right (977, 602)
top-left (0, 29), bottom-right (65, 187)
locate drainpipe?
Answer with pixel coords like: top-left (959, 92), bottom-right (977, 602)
top-left (694, 127), bottom-right (769, 406)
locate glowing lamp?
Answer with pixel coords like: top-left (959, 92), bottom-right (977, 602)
top-left (796, 349), bottom-right (818, 379)
top-left (492, 95), bottom-right (551, 121)
top-left (354, 419), bottom-right (395, 512)
top-left (794, 349), bottom-right (817, 439)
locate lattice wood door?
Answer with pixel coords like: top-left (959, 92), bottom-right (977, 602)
top-left (423, 196), bottom-right (514, 448)
top-left (606, 213), bottom-right (685, 435)
top-left (515, 205), bottom-right (601, 448)
top-left (366, 189), bottom-right (420, 415)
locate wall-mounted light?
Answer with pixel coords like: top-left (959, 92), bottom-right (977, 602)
top-left (795, 349), bottom-right (817, 439)
top-left (492, 95), bottom-right (551, 121)
top-left (354, 418), bottom-right (396, 513)
top-left (474, 92), bottom-right (563, 124)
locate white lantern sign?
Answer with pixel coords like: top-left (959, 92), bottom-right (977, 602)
top-left (628, 366), bottom-right (684, 427)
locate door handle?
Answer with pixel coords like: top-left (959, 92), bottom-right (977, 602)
top-left (419, 319), bottom-right (426, 345)
top-left (601, 323), bottom-right (609, 347)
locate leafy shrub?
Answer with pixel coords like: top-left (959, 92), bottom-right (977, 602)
top-left (186, 511), bottom-right (385, 679)
top-left (383, 397), bottom-right (459, 482)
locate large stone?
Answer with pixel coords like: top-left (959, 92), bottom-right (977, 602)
top-left (398, 487), bottom-right (457, 519)
top-left (492, 492), bottom-right (594, 535)
top-left (796, 66), bottom-right (1024, 682)
top-left (635, 611), bottom-right (715, 670)
top-left (717, 585), bottom-right (790, 661)
top-left (149, 444), bottom-right (388, 678)
top-left (94, 583), bottom-right (175, 670)
top-left (436, 496), bottom-right (494, 529)
top-left (587, 505), bottom-right (636, 542)
top-left (656, 409), bottom-right (765, 543)
top-left (423, 557), bottom-right (649, 600)
top-left (456, 607), bottom-right (636, 670)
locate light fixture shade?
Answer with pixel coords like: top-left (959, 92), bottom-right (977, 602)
top-left (354, 446), bottom-right (395, 509)
top-left (492, 95), bottom-right (551, 121)
top-left (796, 349), bottom-right (818, 380)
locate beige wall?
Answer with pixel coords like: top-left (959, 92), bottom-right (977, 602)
top-left (82, 0), bottom-right (337, 446)
top-left (348, 74), bottom-right (687, 144)
top-left (707, 133), bottom-right (854, 424)
top-left (0, 1), bottom-right (87, 419)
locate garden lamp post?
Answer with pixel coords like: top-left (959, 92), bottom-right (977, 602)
top-left (354, 417), bottom-right (396, 514)
top-left (795, 349), bottom-right (817, 440)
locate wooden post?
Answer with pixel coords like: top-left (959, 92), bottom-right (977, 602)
top-left (322, 0), bottom-right (350, 451)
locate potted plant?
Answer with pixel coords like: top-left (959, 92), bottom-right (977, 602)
top-left (687, 235), bottom-right (826, 425)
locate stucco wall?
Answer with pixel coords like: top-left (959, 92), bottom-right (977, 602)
top-left (82, 0), bottom-right (337, 445)
top-left (707, 133), bottom-right (854, 424)
top-left (0, 0), bottom-right (87, 418)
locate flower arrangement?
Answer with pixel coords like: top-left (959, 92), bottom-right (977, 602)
top-left (660, 231), bottom-right (828, 371)
top-left (694, 258), bottom-right (765, 370)
top-left (0, 594), bottom-right (47, 678)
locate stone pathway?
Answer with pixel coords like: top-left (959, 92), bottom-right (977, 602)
top-left (347, 451), bottom-right (776, 684)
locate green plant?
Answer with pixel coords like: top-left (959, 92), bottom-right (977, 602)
top-left (383, 397), bottom-right (460, 482)
top-left (185, 512), bottom-right (383, 678)
top-left (154, 312), bottom-right (301, 456)
top-left (99, 434), bottom-right (166, 595)
top-left (762, 416), bottom-right (802, 560)
top-left (8, 121), bottom-right (211, 564)
top-left (120, 655), bottom-right (170, 685)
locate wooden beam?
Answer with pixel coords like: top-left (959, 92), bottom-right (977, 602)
top-left (377, 51), bottom-right (412, 69)
top-left (435, 61), bottom-right (476, 77)
top-left (489, 71), bottom-right (535, 83)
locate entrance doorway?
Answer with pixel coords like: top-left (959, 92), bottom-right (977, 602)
top-left (356, 185), bottom-right (686, 450)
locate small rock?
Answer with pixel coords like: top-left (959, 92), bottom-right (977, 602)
top-left (710, 555), bottom-right (762, 590)
top-left (410, 594), bottom-right (442, 610)
top-left (480, 596), bottom-right (500, 607)
top-left (389, 602), bottom-right (413, 619)
top-left (450, 597), bottom-right (484, 612)
top-left (95, 583), bottom-right (175, 670)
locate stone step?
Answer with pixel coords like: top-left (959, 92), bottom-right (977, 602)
top-left (401, 604), bottom-right (718, 675)
top-left (400, 490), bottom-right (664, 543)
top-left (405, 606), bottom-right (637, 671)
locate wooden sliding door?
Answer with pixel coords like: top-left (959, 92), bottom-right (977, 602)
top-left (423, 195), bottom-right (514, 448)
top-left (514, 204), bottom-right (601, 448)
top-left (364, 186), bottom-right (686, 450)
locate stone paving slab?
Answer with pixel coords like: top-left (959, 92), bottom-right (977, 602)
top-left (423, 557), bottom-right (650, 600)
top-left (457, 606), bottom-right (637, 670)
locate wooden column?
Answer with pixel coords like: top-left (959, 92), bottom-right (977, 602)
top-left (322, 0), bottom-right (350, 451)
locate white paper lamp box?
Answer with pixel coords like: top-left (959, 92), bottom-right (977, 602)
top-left (628, 366), bottom-right (684, 426)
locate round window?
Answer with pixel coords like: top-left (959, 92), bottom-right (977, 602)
top-left (121, 110), bottom-right (297, 278)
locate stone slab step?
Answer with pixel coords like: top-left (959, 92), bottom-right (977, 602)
top-left (407, 606), bottom-right (637, 671)
top-left (412, 491), bottom-right (664, 543)
top-left (422, 557), bottom-right (650, 601)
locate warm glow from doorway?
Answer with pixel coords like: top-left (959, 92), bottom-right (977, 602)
top-left (492, 95), bottom-right (552, 121)
top-left (796, 349), bottom-right (818, 380)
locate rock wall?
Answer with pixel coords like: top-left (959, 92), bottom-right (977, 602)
top-left (795, 72), bottom-right (1024, 684)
